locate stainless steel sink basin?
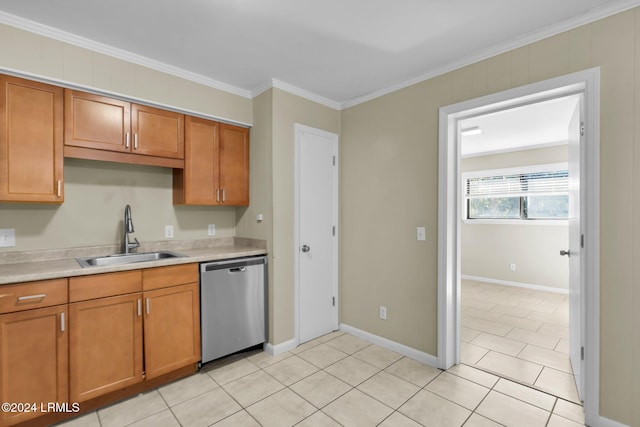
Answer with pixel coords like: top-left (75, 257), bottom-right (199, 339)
top-left (76, 251), bottom-right (186, 268)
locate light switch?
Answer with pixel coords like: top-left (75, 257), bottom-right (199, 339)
top-left (0, 229), bottom-right (15, 247)
top-left (417, 227), bottom-right (426, 241)
top-left (208, 224), bottom-right (216, 236)
top-left (165, 225), bottom-right (174, 239)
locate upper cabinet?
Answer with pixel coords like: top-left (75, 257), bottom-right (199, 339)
top-left (0, 75), bottom-right (250, 206)
top-left (0, 75), bottom-right (64, 203)
top-left (173, 117), bottom-right (249, 206)
top-left (64, 90), bottom-right (184, 168)
top-left (219, 123), bottom-right (250, 206)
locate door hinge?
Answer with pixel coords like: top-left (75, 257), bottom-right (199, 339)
top-left (332, 226), bottom-right (336, 236)
top-left (580, 122), bottom-right (585, 137)
top-left (581, 234), bottom-right (584, 248)
top-left (332, 296), bottom-right (335, 306)
top-left (333, 156), bottom-right (336, 166)
top-left (581, 346), bottom-right (585, 360)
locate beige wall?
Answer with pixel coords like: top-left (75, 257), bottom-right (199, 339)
top-left (0, 24), bottom-right (252, 124)
top-left (1, 159), bottom-right (236, 251)
top-left (462, 224), bottom-right (568, 289)
top-left (460, 145), bottom-right (568, 172)
top-left (237, 89), bottom-right (275, 340)
top-left (0, 23), bottom-right (252, 252)
top-left (341, 10), bottom-right (640, 425)
top-left (237, 88), bottom-right (340, 345)
top-left (461, 147), bottom-right (569, 290)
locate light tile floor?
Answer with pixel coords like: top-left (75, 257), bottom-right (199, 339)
top-left (57, 330), bottom-right (585, 427)
top-left (460, 280), bottom-right (580, 403)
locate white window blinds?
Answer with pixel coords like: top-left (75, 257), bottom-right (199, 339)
top-left (465, 169), bottom-right (569, 199)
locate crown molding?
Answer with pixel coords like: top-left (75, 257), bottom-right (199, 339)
top-left (340, 0), bottom-right (640, 109)
top-left (2, 0), bottom-right (638, 111)
top-left (249, 79), bottom-right (341, 110)
top-left (0, 11), bottom-right (252, 99)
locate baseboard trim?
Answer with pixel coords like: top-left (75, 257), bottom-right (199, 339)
top-left (596, 416), bottom-right (630, 427)
top-left (339, 324), bottom-right (439, 368)
top-left (264, 338), bottom-right (297, 356)
top-left (462, 275), bottom-right (569, 295)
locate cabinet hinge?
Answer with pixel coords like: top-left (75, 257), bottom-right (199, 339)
top-left (332, 296), bottom-right (335, 306)
top-left (333, 156), bottom-right (336, 166)
top-left (580, 122), bottom-right (585, 137)
top-left (581, 346), bottom-right (585, 360)
top-left (581, 234), bottom-right (585, 248)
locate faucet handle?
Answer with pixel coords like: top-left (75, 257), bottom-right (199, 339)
top-left (128, 238), bottom-right (140, 251)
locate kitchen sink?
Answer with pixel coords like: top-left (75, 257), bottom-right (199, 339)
top-left (76, 251), bottom-right (186, 268)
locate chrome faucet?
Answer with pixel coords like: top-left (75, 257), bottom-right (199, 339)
top-left (123, 204), bottom-right (140, 254)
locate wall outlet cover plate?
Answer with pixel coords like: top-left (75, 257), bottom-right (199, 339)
top-left (0, 228), bottom-right (15, 247)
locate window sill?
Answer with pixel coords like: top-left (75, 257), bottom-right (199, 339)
top-left (462, 219), bottom-right (569, 226)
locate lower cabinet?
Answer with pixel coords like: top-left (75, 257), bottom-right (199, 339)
top-left (143, 283), bottom-right (200, 380)
top-left (0, 306), bottom-right (68, 427)
top-left (69, 293), bottom-right (143, 402)
top-left (0, 264), bottom-right (200, 426)
top-left (68, 264), bottom-right (199, 402)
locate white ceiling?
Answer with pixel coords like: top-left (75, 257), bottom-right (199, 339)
top-left (0, 0), bottom-right (636, 108)
top-left (460, 95), bottom-right (580, 157)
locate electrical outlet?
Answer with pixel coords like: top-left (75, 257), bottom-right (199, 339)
top-left (417, 227), bottom-right (426, 241)
top-left (510, 263), bottom-right (516, 271)
top-left (379, 306), bottom-right (387, 320)
top-left (208, 224), bottom-right (216, 236)
top-left (0, 229), bottom-right (16, 247)
top-left (165, 225), bottom-right (174, 239)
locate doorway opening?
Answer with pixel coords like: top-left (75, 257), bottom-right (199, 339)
top-left (458, 93), bottom-right (581, 404)
top-left (437, 69), bottom-right (600, 424)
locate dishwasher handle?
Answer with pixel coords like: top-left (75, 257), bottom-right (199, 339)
top-left (229, 266), bottom-right (246, 273)
top-left (201, 256), bottom-right (267, 273)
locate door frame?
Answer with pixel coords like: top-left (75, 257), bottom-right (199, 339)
top-left (294, 123), bottom-right (340, 345)
top-left (437, 69), bottom-right (600, 424)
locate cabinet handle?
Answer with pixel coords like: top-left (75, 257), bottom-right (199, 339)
top-left (137, 299), bottom-right (142, 316)
top-left (126, 132), bottom-right (130, 148)
top-left (17, 294), bottom-right (46, 301)
top-left (57, 180), bottom-right (61, 198)
top-left (134, 134), bottom-right (138, 149)
top-left (145, 298), bottom-right (150, 315)
top-left (60, 311), bottom-right (65, 332)
top-left (222, 189), bottom-right (226, 203)
top-left (216, 189), bottom-right (220, 203)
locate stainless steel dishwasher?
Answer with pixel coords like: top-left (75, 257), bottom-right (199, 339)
top-left (200, 256), bottom-right (267, 364)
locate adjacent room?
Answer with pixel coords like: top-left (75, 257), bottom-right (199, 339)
top-left (458, 96), bottom-right (578, 402)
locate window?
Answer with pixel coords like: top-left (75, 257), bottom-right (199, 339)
top-left (464, 164), bottom-right (569, 221)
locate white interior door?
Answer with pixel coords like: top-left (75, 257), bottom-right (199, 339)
top-left (567, 96), bottom-right (584, 401)
top-left (296, 124), bottom-right (338, 344)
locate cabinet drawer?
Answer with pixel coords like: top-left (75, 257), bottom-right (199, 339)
top-left (0, 279), bottom-right (68, 314)
top-left (70, 270), bottom-right (142, 302)
top-left (143, 263), bottom-right (198, 291)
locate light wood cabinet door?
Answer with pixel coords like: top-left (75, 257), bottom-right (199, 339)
top-left (143, 283), bottom-right (200, 380)
top-left (174, 118), bottom-right (249, 206)
top-left (0, 75), bottom-right (63, 203)
top-left (64, 89), bottom-right (131, 153)
top-left (0, 305), bottom-right (68, 427)
top-left (174, 116), bottom-right (219, 205)
top-left (69, 293), bottom-right (143, 402)
top-left (132, 104), bottom-right (184, 159)
top-left (219, 123), bottom-right (249, 206)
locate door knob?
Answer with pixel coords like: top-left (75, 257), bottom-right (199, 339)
top-left (560, 249), bottom-right (571, 257)
top-left (301, 245), bottom-right (310, 253)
